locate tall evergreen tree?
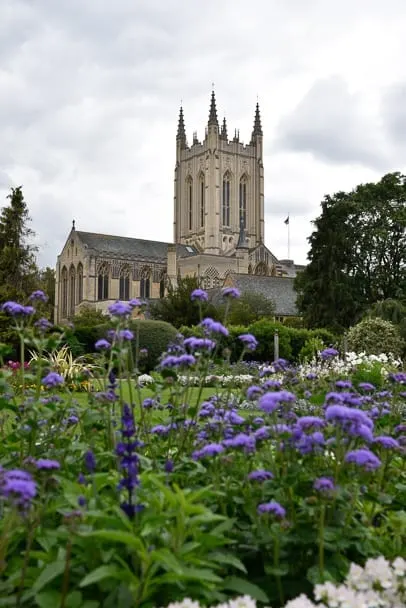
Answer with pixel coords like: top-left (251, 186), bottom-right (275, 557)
top-left (0, 186), bottom-right (38, 301)
top-left (295, 172), bottom-right (406, 332)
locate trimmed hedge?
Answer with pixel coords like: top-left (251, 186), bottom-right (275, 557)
top-left (179, 320), bottom-right (337, 363)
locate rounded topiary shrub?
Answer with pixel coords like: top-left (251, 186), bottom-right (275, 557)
top-left (346, 317), bottom-right (404, 358)
top-left (129, 319), bottom-right (178, 371)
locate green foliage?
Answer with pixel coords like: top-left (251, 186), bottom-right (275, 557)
top-left (247, 319), bottom-right (292, 361)
top-left (282, 316), bottom-right (304, 329)
top-left (299, 337), bottom-right (325, 362)
top-left (347, 317), bottom-right (404, 358)
top-left (73, 307), bottom-right (107, 328)
top-left (149, 276), bottom-right (218, 328)
top-left (295, 172), bottom-right (406, 332)
top-left (221, 291), bottom-right (275, 326)
top-left (130, 319), bottom-right (179, 370)
top-left (0, 186), bottom-right (39, 301)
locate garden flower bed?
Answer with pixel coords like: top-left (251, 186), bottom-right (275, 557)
top-left (0, 291), bottom-right (404, 607)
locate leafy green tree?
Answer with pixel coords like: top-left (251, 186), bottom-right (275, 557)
top-left (0, 186), bottom-right (38, 301)
top-left (35, 266), bottom-right (56, 321)
top-left (72, 306), bottom-right (106, 328)
top-left (149, 276), bottom-right (218, 328)
top-left (221, 291), bottom-right (275, 326)
top-left (295, 173), bottom-right (406, 332)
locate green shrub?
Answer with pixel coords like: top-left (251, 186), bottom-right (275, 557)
top-left (299, 337), bottom-right (325, 362)
top-left (247, 319), bottom-right (292, 362)
top-left (129, 319), bottom-right (178, 371)
top-left (347, 317), bottom-right (404, 358)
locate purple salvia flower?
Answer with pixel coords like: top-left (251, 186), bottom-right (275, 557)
top-left (84, 450), bottom-right (96, 473)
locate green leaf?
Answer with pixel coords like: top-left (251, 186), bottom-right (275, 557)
top-left (66, 591), bottom-right (83, 608)
top-left (35, 591), bottom-right (62, 608)
top-left (80, 565), bottom-right (122, 588)
top-left (33, 561), bottom-right (65, 592)
top-left (222, 576), bottom-right (269, 603)
top-left (208, 552), bottom-right (247, 573)
top-left (80, 530), bottom-right (144, 552)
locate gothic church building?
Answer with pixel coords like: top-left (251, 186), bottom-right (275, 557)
top-left (55, 92), bottom-right (302, 323)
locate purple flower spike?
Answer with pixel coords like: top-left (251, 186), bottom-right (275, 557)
top-left (84, 450), bottom-right (96, 473)
top-left (191, 289), bottom-right (208, 302)
top-left (257, 500), bottom-right (286, 518)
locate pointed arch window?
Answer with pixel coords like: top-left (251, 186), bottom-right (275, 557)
top-left (77, 263), bottom-right (83, 303)
top-left (186, 177), bottom-right (193, 231)
top-left (119, 265), bottom-right (130, 300)
top-left (69, 265), bottom-right (76, 317)
top-left (97, 263), bottom-right (109, 300)
top-left (222, 172), bottom-right (231, 226)
top-left (140, 267), bottom-right (151, 299)
top-left (61, 266), bottom-right (68, 317)
top-left (239, 176), bottom-right (247, 229)
top-left (199, 174), bottom-right (205, 228)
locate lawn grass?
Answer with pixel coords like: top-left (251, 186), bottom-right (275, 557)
top-left (71, 384), bottom-right (220, 408)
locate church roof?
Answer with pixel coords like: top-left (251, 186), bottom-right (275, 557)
top-left (211, 274), bottom-right (298, 317)
top-left (75, 231), bottom-right (197, 262)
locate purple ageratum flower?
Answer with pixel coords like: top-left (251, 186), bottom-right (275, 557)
top-left (200, 317), bottom-right (229, 336)
top-left (259, 390), bottom-right (296, 414)
top-left (373, 436), bottom-right (400, 450)
top-left (345, 448), bottom-right (381, 471)
top-left (263, 379), bottom-right (282, 391)
top-left (1, 301), bottom-right (35, 316)
top-left (273, 358), bottom-right (289, 372)
top-left (42, 372), bottom-right (64, 388)
top-left (84, 450), bottom-right (96, 473)
top-left (160, 354), bottom-right (196, 369)
top-left (390, 372), bottom-right (406, 384)
top-left (306, 372), bottom-right (318, 380)
top-left (222, 287), bottom-right (240, 299)
top-left (118, 329), bottom-right (134, 341)
top-left (142, 398), bottom-right (155, 409)
top-left (150, 424), bottom-right (171, 435)
top-left (36, 459), bottom-right (60, 470)
top-left (129, 298), bottom-right (142, 307)
top-left (248, 469), bottom-right (274, 482)
top-left (95, 338), bottom-right (111, 350)
top-left (336, 380), bottom-right (352, 389)
top-left (108, 301), bottom-right (132, 316)
top-left (223, 433), bottom-right (256, 452)
top-left (325, 404), bottom-right (374, 430)
top-left (347, 423), bottom-right (374, 443)
top-left (313, 477), bottom-right (336, 493)
top-left (257, 500), bottom-right (286, 518)
top-left (247, 385), bottom-right (262, 400)
top-left (394, 424), bottom-right (406, 434)
top-left (34, 318), bottom-right (53, 332)
top-left (29, 290), bottom-right (48, 303)
top-left (225, 411), bottom-right (245, 425)
top-left (1, 469), bottom-right (37, 505)
top-left (320, 347), bottom-right (339, 360)
top-left (253, 426), bottom-right (270, 440)
top-left (296, 416), bottom-right (325, 431)
top-left (192, 443), bottom-right (224, 460)
top-left (238, 333), bottom-right (258, 352)
top-left (184, 337), bottom-right (216, 351)
top-left (358, 382), bottom-right (375, 392)
top-left (191, 289), bottom-right (208, 302)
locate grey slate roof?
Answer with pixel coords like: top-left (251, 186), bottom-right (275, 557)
top-left (76, 231), bottom-right (197, 262)
top-left (210, 274), bottom-right (298, 317)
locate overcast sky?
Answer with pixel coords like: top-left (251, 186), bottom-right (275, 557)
top-left (1, 0), bottom-right (406, 268)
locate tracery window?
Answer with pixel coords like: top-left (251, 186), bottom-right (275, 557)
top-left (77, 263), bottom-right (83, 303)
top-left (239, 176), bottom-right (247, 229)
top-left (97, 263), bottom-right (109, 300)
top-left (222, 172), bottom-right (231, 226)
top-left (119, 265), bottom-right (130, 300)
top-left (69, 265), bottom-right (76, 317)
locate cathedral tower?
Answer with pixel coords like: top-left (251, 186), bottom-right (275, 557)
top-left (173, 92), bottom-right (265, 255)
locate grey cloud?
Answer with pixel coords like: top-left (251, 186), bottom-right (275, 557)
top-left (274, 76), bottom-right (389, 169)
top-left (381, 83), bottom-right (406, 146)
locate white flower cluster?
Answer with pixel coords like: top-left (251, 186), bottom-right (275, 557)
top-left (178, 374), bottom-right (254, 387)
top-left (298, 351), bottom-right (402, 380)
top-left (161, 557), bottom-right (406, 608)
top-left (137, 374), bottom-right (155, 386)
